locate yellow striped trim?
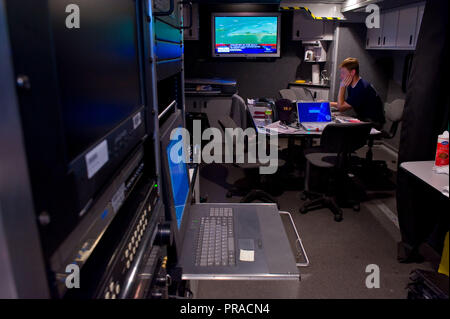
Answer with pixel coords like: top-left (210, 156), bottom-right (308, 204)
top-left (279, 6), bottom-right (342, 20)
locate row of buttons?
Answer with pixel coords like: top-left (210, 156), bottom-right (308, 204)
top-left (102, 200), bottom-right (154, 299)
top-left (105, 281), bottom-right (121, 299)
top-left (123, 208), bottom-right (149, 270)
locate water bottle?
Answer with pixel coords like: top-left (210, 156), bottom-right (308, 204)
top-left (264, 108), bottom-right (272, 125)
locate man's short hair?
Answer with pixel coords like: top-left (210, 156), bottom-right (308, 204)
top-left (339, 57), bottom-right (359, 75)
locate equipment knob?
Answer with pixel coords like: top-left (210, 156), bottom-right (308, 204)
top-left (151, 289), bottom-right (163, 299)
top-left (154, 222), bottom-right (171, 246)
top-left (155, 274), bottom-right (171, 287)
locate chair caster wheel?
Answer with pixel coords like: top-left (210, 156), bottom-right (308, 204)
top-left (334, 214), bottom-right (343, 222)
top-left (353, 204), bottom-right (360, 212)
top-left (299, 207), bottom-right (308, 214)
top-left (226, 191), bottom-right (232, 198)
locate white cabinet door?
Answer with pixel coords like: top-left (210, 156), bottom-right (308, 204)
top-left (366, 14), bottom-right (383, 48)
top-left (415, 3), bottom-right (425, 47)
top-left (381, 10), bottom-right (399, 47)
top-left (292, 12), bottom-right (323, 40)
top-left (396, 6), bottom-right (418, 48)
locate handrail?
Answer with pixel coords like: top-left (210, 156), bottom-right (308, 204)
top-left (279, 211), bottom-right (310, 267)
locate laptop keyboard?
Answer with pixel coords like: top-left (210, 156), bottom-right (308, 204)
top-left (195, 208), bottom-right (235, 267)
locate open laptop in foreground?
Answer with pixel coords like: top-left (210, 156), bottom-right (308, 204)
top-left (160, 111), bottom-right (300, 280)
top-left (297, 101), bottom-right (333, 132)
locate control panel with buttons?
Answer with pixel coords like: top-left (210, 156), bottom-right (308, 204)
top-left (95, 183), bottom-right (166, 299)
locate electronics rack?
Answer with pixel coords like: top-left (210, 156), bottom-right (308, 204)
top-left (0, 0), bottom-right (180, 298)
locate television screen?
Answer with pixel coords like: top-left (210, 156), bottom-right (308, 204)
top-left (212, 13), bottom-right (281, 57)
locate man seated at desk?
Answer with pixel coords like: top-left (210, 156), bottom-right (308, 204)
top-left (330, 57), bottom-right (385, 130)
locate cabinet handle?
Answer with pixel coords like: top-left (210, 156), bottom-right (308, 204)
top-left (367, 38), bottom-right (369, 46)
top-left (296, 30), bottom-right (299, 38)
top-left (180, 1), bottom-right (193, 30)
top-left (409, 35), bottom-right (412, 45)
top-left (383, 37), bottom-right (385, 45)
top-left (378, 37), bottom-right (380, 45)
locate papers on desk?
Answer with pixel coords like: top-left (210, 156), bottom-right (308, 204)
top-left (434, 165), bottom-right (449, 175)
top-left (443, 186), bottom-right (449, 197)
top-left (247, 100), bottom-right (270, 120)
top-left (263, 121), bottom-right (305, 134)
top-left (334, 116), bottom-right (381, 135)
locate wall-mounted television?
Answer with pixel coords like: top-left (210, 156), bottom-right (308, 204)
top-left (211, 12), bottom-right (281, 58)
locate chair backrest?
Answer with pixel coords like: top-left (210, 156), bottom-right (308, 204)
top-left (384, 99), bottom-right (404, 122)
top-left (218, 115), bottom-right (238, 131)
top-left (320, 123), bottom-right (372, 155)
top-left (291, 87), bottom-right (315, 102)
top-left (383, 99), bottom-right (404, 138)
top-left (230, 94), bottom-right (248, 129)
top-left (279, 89), bottom-right (297, 102)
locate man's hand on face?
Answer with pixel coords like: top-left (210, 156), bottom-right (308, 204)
top-left (340, 74), bottom-right (353, 88)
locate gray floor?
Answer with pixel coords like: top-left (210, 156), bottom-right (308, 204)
top-left (191, 144), bottom-right (434, 299)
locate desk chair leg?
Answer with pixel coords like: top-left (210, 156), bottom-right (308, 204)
top-left (300, 196), bottom-right (343, 222)
top-left (300, 161), bottom-right (311, 201)
top-left (366, 138), bottom-right (374, 162)
top-left (241, 190), bottom-right (280, 209)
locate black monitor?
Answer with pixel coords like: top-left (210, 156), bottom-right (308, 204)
top-left (6, 0), bottom-right (149, 257)
top-left (49, 0), bottom-right (143, 162)
top-left (159, 111), bottom-right (193, 253)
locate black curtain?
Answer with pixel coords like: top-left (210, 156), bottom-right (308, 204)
top-left (397, 0), bottom-right (450, 262)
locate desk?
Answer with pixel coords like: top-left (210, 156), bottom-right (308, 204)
top-left (400, 161), bottom-right (449, 198)
top-left (254, 119), bottom-right (321, 137)
top-left (251, 118), bottom-right (382, 137)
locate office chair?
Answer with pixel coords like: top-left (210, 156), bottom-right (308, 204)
top-left (300, 123), bottom-right (372, 222)
top-left (279, 89), bottom-right (297, 102)
top-left (366, 99), bottom-right (404, 162)
top-left (230, 94), bottom-right (248, 130)
top-left (218, 115), bottom-right (284, 207)
top-left (291, 87), bottom-right (315, 101)
top-left (279, 87), bottom-right (315, 102)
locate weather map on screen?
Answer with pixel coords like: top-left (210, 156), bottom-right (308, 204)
top-left (214, 16), bottom-right (278, 55)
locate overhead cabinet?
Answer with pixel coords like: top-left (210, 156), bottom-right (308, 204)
top-left (292, 12), bottom-right (334, 41)
top-left (396, 6), bottom-right (421, 49)
top-left (366, 2), bottom-right (425, 50)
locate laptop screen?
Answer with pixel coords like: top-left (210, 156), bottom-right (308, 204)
top-left (166, 126), bottom-right (190, 229)
top-left (297, 102), bottom-right (332, 123)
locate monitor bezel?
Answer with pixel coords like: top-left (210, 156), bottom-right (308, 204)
top-left (159, 110), bottom-right (194, 255)
top-left (211, 12), bottom-right (281, 58)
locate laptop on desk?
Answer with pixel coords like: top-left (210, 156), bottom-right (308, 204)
top-left (297, 101), bottom-right (333, 132)
top-left (159, 112), bottom-right (300, 281)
